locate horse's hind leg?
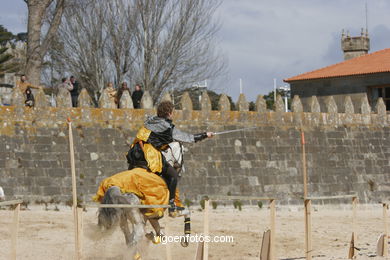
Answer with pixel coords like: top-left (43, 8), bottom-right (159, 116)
top-left (120, 194), bottom-right (145, 247)
top-left (119, 213), bottom-right (132, 246)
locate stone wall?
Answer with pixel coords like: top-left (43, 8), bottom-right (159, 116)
top-left (1, 91), bottom-right (390, 205)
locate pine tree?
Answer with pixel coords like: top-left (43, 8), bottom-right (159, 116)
top-left (0, 25), bottom-right (21, 77)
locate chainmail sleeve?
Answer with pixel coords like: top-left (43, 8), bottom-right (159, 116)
top-left (172, 128), bottom-right (195, 143)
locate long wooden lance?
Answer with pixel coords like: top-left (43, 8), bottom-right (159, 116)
top-left (213, 126), bottom-right (258, 136)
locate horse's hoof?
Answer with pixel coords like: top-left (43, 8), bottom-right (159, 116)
top-left (181, 240), bottom-right (189, 247)
top-left (145, 232), bottom-right (154, 241)
top-left (134, 252), bottom-right (141, 260)
top-left (169, 211), bottom-right (178, 218)
top-left (152, 236), bottom-right (161, 244)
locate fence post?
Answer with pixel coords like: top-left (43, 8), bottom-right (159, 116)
top-left (269, 199), bottom-right (276, 260)
top-left (304, 199), bottom-right (312, 260)
top-left (68, 118), bottom-right (81, 260)
top-left (10, 203), bottom-right (20, 260)
top-left (348, 197), bottom-right (358, 259)
top-left (203, 199), bottom-right (210, 260)
top-left (383, 203), bottom-right (388, 257)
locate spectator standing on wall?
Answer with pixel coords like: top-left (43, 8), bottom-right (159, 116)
top-left (116, 81), bottom-right (131, 107)
top-left (57, 77), bottom-right (74, 93)
top-left (69, 76), bottom-right (80, 107)
top-left (16, 74), bottom-right (42, 106)
top-left (106, 82), bottom-right (117, 105)
top-left (132, 84), bottom-right (143, 109)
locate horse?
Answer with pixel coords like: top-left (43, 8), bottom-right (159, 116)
top-left (96, 142), bottom-right (190, 258)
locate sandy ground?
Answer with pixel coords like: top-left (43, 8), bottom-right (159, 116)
top-left (0, 204), bottom-right (388, 260)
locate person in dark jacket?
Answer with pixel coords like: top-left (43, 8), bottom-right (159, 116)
top-left (116, 81), bottom-right (131, 107)
top-left (24, 87), bottom-right (35, 107)
top-left (127, 101), bottom-right (213, 212)
top-left (69, 76), bottom-right (80, 107)
top-left (131, 84), bottom-right (143, 109)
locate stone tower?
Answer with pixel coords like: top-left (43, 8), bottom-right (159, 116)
top-left (341, 28), bottom-right (370, 60)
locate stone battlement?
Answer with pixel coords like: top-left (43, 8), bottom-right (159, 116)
top-left (1, 88), bottom-right (388, 133)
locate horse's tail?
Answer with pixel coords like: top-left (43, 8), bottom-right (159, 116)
top-left (98, 186), bottom-right (121, 230)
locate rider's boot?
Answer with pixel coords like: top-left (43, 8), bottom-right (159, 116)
top-left (169, 199), bottom-right (185, 217)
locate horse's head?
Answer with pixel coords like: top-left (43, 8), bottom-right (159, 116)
top-left (162, 141), bottom-right (185, 174)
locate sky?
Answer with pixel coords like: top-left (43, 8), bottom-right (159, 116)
top-left (1, 0), bottom-right (390, 101)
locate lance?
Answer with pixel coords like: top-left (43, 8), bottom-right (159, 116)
top-left (213, 126), bottom-right (258, 136)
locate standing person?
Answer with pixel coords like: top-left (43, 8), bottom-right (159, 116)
top-left (126, 101), bottom-right (213, 213)
top-left (106, 82), bottom-right (117, 105)
top-left (55, 77), bottom-right (74, 107)
top-left (69, 76), bottom-right (80, 107)
top-left (116, 81), bottom-right (131, 107)
top-left (131, 84), bottom-right (143, 109)
top-left (15, 74), bottom-right (42, 106)
top-left (57, 77), bottom-right (74, 93)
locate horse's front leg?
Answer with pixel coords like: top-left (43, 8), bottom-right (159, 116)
top-left (148, 218), bottom-right (162, 236)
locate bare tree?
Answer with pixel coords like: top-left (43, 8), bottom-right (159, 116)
top-left (24, 0), bottom-right (65, 85)
top-left (132, 0), bottom-right (226, 102)
top-left (47, 0), bottom-right (137, 103)
top-left (48, 0), bottom-right (225, 103)
top-left (105, 1), bottom-right (137, 85)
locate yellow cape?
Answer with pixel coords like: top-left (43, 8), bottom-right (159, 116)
top-left (93, 168), bottom-right (182, 218)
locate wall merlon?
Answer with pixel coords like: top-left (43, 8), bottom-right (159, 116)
top-left (325, 96), bottom-right (337, 113)
top-left (344, 96), bottom-right (354, 114)
top-left (255, 95), bottom-right (267, 113)
top-left (309, 96), bottom-right (321, 113)
top-left (237, 93), bottom-right (249, 111)
top-left (140, 91), bottom-right (153, 109)
top-left (218, 94), bottom-right (230, 111)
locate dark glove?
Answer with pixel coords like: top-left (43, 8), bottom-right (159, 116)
top-left (194, 132), bottom-right (208, 142)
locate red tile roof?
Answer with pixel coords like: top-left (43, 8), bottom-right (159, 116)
top-left (284, 48), bottom-right (390, 82)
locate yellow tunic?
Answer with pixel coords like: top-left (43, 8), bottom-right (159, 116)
top-left (132, 126), bottom-right (163, 173)
top-left (93, 168), bottom-right (183, 218)
top-left (93, 168), bottom-right (168, 217)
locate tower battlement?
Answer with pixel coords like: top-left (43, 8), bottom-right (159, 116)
top-left (341, 28), bottom-right (370, 60)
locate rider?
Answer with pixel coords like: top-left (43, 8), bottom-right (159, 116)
top-left (127, 101), bottom-right (213, 213)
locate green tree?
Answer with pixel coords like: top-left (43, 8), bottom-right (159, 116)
top-left (263, 89), bottom-right (291, 110)
top-left (0, 25), bottom-right (20, 77)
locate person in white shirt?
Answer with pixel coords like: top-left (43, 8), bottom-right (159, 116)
top-left (0, 186), bottom-right (5, 201)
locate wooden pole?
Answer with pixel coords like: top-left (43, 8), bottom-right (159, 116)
top-left (165, 218), bottom-right (172, 260)
top-left (383, 203), bottom-right (388, 257)
top-left (10, 203), bottom-right (20, 260)
top-left (269, 199), bottom-right (276, 260)
top-left (77, 207), bottom-right (83, 259)
top-left (352, 197), bottom-right (357, 252)
top-left (301, 130), bottom-right (308, 199)
top-left (304, 199), bottom-right (312, 260)
top-left (301, 130), bottom-right (311, 260)
top-left (348, 196), bottom-right (358, 259)
top-left (68, 118), bottom-right (80, 260)
top-left (203, 199), bottom-right (210, 260)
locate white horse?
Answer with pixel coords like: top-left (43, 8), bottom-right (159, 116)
top-left (97, 142), bottom-right (190, 258)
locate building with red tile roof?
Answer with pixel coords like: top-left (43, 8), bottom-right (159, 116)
top-left (284, 32), bottom-right (390, 112)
